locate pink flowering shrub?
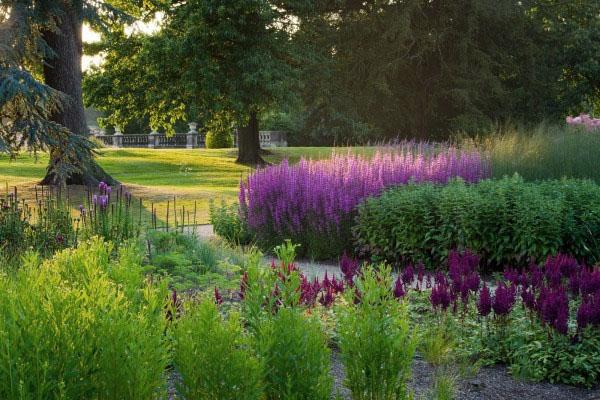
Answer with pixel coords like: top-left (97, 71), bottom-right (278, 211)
top-left (566, 113), bottom-right (600, 131)
top-left (239, 145), bottom-right (489, 259)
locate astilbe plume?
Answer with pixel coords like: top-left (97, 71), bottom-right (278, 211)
top-left (393, 276), bottom-right (405, 299)
top-left (339, 253), bottom-right (360, 284)
top-left (477, 283), bottom-right (492, 317)
top-left (537, 286), bottom-right (569, 335)
top-left (577, 291), bottom-right (600, 330)
top-left (492, 282), bottom-right (515, 316)
top-left (430, 282), bottom-right (451, 311)
top-left (401, 264), bottom-right (414, 287)
top-left (214, 287), bottom-right (223, 305)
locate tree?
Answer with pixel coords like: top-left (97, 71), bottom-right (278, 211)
top-left (85, 0), bottom-right (298, 165)
top-left (0, 0), bottom-right (158, 185)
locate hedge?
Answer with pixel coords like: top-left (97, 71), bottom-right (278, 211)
top-left (354, 175), bottom-right (600, 270)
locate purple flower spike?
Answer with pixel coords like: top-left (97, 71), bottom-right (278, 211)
top-left (492, 282), bottom-right (515, 316)
top-left (477, 283), bottom-right (492, 317)
top-left (393, 276), bottom-right (405, 299)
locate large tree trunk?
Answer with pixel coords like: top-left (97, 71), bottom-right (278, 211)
top-left (40, 5), bottom-right (115, 186)
top-left (236, 111), bottom-right (265, 165)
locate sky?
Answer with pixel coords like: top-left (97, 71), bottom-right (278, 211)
top-left (82, 14), bottom-right (163, 71)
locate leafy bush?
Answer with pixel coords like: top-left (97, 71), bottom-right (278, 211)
top-left (355, 175), bottom-right (600, 269)
top-left (254, 307), bottom-right (332, 400)
top-left (174, 298), bottom-right (263, 400)
top-left (205, 113), bottom-right (234, 148)
top-left (0, 238), bottom-right (169, 399)
top-left (240, 145), bottom-right (489, 259)
top-left (337, 265), bottom-right (417, 400)
top-left (209, 200), bottom-right (252, 245)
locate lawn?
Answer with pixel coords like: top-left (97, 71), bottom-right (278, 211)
top-left (0, 147), bottom-right (375, 224)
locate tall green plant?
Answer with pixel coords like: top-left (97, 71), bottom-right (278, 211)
top-left (0, 238), bottom-right (169, 399)
top-left (254, 307), bottom-right (332, 400)
top-left (337, 265), bottom-right (417, 400)
top-left (174, 298), bottom-right (263, 400)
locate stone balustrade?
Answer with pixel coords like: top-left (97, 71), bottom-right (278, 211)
top-left (95, 123), bottom-right (287, 149)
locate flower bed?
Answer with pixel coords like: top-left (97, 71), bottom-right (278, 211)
top-left (239, 145), bottom-right (489, 259)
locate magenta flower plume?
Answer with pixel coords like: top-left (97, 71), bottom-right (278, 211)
top-left (393, 276), bottom-right (405, 299)
top-left (477, 283), bottom-right (492, 317)
top-left (492, 282), bottom-right (515, 316)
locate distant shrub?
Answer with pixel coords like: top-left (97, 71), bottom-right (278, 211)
top-left (0, 239), bottom-right (169, 399)
top-left (355, 175), bottom-right (600, 269)
top-left (174, 299), bottom-right (263, 400)
top-left (205, 113), bottom-right (234, 148)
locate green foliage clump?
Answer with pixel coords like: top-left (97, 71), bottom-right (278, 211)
top-left (255, 307), bottom-right (332, 400)
top-left (337, 265), bottom-right (417, 400)
top-left (355, 175), bottom-right (600, 270)
top-left (477, 305), bottom-right (600, 388)
top-left (146, 230), bottom-right (246, 291)
top-left (209, 200), bottom-right (253, 245)
top-left (205, 113), bottom-right (235, 148)
top-left (0, 190), bottom-right (74, 265)
top-left (174, 298), bottom-right (263, 400)
top-left (0, 238), bottom-right (169, 399)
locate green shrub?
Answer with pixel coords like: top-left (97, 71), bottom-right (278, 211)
top-left (174, 298), bottom-right (263, 400)
top-left (209, 200), bottom-right (253, 245)
top-left (0, 238), bottom-right (169, 399)
top-left (205, 113), bottom-right (234, 148)
top-left (337, 265), bottom-right (417, 400)
top-left (355, 175), bottom-right (600, 269)
top-left (254, 307), bottom-right (332, 400)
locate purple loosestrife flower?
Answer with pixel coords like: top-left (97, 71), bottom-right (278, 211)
top-left (492, 282), bottom-right (515, 316)
top-left (477, 284), bottom-right (492, 317)
top-left (393, 276), bottom-right (405, 299)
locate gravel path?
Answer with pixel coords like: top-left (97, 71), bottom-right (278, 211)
top-left (331, 352), bottom-right (600, 400)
